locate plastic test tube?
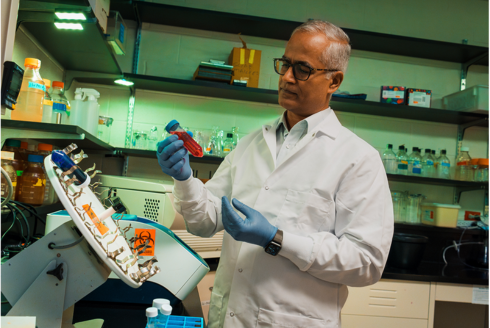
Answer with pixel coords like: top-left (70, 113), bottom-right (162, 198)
top-left (51, 150), bottom-right (90, 188)
top-left (165, 120), bottom-right (203, 157)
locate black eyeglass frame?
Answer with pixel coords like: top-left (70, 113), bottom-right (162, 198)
top-left (273, 58), bottom-right (340, 81)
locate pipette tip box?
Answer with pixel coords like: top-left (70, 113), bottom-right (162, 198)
top-left (147, 315), bottom-right (204, 328)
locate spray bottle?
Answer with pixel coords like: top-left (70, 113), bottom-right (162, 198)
top-left (69, 88), bottom-right (100, 135)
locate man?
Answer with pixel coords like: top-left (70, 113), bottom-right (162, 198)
top-left (157, 20), bottom-right (393, 328)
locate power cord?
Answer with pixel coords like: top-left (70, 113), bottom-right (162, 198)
top-left (1, 167), bottom-right (13, 207)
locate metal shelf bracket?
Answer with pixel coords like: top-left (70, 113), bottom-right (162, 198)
top-left (454, 185), bottom-right (488, 204)
top-left (456, 117), bottom-right (488, 155)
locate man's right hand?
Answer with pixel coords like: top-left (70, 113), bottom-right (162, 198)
top-left (157, 135), bottom-right (192, 181)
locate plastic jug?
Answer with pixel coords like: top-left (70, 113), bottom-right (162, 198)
top-left (12, 58), bottom-right (45, 122)
top-left (70, 88), bottom-right (100, 135)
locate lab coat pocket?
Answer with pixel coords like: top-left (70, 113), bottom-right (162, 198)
top-left (256, 308), bottom-right (333, 328)
top-left (278, 190), bottom-right (332, 235)
top-left (207, 291), bottom-right (224, 328)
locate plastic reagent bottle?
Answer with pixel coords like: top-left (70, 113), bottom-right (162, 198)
top-left (456, 146), bottom-right (471, 181)
top-left (51, 81), bottom-right (70, 124)
top-left (158, 304), bottom-right (172, 325)
top-left (146, 307), bottom-right (158, 328)
top-left (42, 79), bottom-right (53, 123)
top-left (438, 150), bottom-right (451, 179)
top-left (396, 145), bottom-right (409, 175)
top-left (17, 155), bottom-right (45, 205)
top-left (409, 147), bottom-right (422, 175)
top-left (382, 144), bottom-right (397, 174)
top-left (222, 133), bottom-right (234, 155)
top-left (152, 298), bottom-right (170, 318)
top-left (12, 58), bottom-right (45, 122)
top-left (165, 120), bottom-right (203, 157)
top-left (421, 148), bottom-right (434, 177)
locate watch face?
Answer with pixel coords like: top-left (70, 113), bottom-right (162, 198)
top-left (265, 242), bottom-right (281, 256)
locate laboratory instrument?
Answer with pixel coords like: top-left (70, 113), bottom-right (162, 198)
top-left (1, 61), bottom-right (24, 111)
top-left (382, 144), bottom-right (397, 174)
top-left (165, 120), bottom-right (203, 157)
top-left (11, 58), bottom-right (44, 122)
top-left (42, 79), bottom-right (53, 123)
top-left (50, 81), bottom-right (70, 124)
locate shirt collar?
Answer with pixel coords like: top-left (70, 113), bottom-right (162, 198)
top-left (276, 107), bottom-right (332, 133)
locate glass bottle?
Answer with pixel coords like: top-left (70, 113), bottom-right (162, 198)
top-left (148, 126), bottom-right (158, 150)
top-left (421, 148), bottom-right (434, 178)
top-left (382, 144), bottom-right (397, 174)
top-left (158, 304), bottom-right (172, 325)
top-left (438, 150), bottom-right (451, 179)
top-left (3, 140), bottom-right (26, 181)
top-left (206, 136), bottom-right (218, 156)
top-left (1, 151), bottom-right (17, 200)
top-left (51, 81), bottom-right (70, 124)
top-left (42, 79), bottom-right (53, 123)
top-left (11, 58), bottom-right (44, 122)
top-left (222, 133), bottom-right (234, 156)
top-left (409, 147), bottom-right (422, 176)
top-left (17, 155), bottom-right (46, 205)
top-left (396, 145), bottom-right (408, 175)
top-left (456, 147), bottom-right (471, 181)
top-left (146, 307), bottom-right (158, 328)
top-left (37, 143), bottom-right (56, 205)
top-left (232, 126), bottom-right (240, 147)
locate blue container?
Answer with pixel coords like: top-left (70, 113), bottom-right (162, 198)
top-left (148, 315), bottom-right (203, 328)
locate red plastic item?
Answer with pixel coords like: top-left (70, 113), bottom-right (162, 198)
top-left (170, 131), bottom-right (203, 157)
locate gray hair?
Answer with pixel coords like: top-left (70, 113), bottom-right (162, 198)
top-left (292, 20), bottom-right (351, 78)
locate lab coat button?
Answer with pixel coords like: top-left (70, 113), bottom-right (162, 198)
top-left (238, 268), bottom-right (243, 273)
top-left (286, 144), bottom-right (290, 149)
top-left (230, 312), bottom-right (235, 317)
top-left (265, 186), bottom-right (269, 190)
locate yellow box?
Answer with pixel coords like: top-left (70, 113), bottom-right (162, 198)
top-left (421, 203), bottom-right (461, 227)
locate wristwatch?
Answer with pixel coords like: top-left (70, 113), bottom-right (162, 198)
top-left (265, 229), bottom-right (283, 256)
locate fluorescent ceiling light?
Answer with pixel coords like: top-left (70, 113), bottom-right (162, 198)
top-left (55, 12), bottom-right (86, 20)
top-left (54, 22), bottom-right (83, 30)
top-left (114, 79), bottom-right (134, 86)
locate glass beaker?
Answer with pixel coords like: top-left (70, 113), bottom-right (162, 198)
top-left (132, 131), bottom-right (148, 149)
top-left (406, 194), bottom-right (424, 224)
top-left (391, 191), bottom-right (406, 223)
top-left (148, 126), bottom-right (158, 150)
top-left (97, 116), bottom-right (113, 144)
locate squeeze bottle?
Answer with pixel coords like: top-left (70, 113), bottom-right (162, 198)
top-left (82, 88), bottom-right (101, 136)
top-left (42, 79), bottom-right (53, 123)
top-left (69, 88), bottom-right (84, 129)
top-left (165, 120), bottom-right (203, 157)
top-left (12, 58), bottom-right (44, 122)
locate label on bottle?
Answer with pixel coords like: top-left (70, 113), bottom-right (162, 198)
top-left (16, 170), bottom-right (23, 177)
top-left (412, 167), bottom-right (422, 174)
top-left (43, 99), bottom-right (53, 106)
top-left (457, 161), bottom-right (469, 166)
top-left (53, 101), bottom-right (67, 112)
top-left (28, 82), bottom-right (46, 92)
top-left (427, 160), bottom-right (434, 166)
top-left (223, 148), bottom-right (231, 153)
top-left (82, 204), bottom-right (109, 235)
top-left (398, 164), bottom-right (408, 170)
top-left (442, 162), bottom-right (450, 167)
top-left (423, 210), bottom-right (434, 222)
top-left (33, 179), bottom-right (45, 187)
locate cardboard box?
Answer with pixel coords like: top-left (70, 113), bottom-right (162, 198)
top-left (89, 0), bottom-right (110, 33)
top-left (407, 88), bottom-right (432, 108)
top-left (380, 86), bottom-right (406, 104)
top-left (228, 47), bottom-right (261, 88)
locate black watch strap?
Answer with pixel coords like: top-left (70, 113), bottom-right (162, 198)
top-left (265, 229), bottom-right (283, 256)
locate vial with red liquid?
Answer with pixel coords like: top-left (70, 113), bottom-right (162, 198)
top-left (165, 120), bottom-right (203, 157)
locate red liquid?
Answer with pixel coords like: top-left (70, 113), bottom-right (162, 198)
top-left (170, 131), bottom-right (204, 157)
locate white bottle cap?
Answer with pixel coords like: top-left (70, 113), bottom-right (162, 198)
top-left (146, 307), bottom-right (158, 318)
top-left (160, 304), bottom-right (172, 316)
top-left (152, 298), bottom-right (170, 309)
top-left (460, 146), bottom-right (469, 152)
top-left (1, 151), bottom-right (15, 160)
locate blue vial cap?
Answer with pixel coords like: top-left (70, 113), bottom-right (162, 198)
top-left (165, 120), bottom-right (180, 133)
top-left (28, 154), bottom-right (44, 163)
top-left (5, 139), bottom-right (21, 147)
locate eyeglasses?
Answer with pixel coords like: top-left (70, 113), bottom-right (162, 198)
top-left (273, 58), bottom-right (339, 81)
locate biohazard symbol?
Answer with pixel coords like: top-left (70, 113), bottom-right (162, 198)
top-left (133, 229), bottom-right (156, 257)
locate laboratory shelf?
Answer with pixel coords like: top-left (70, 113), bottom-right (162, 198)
top-left (75, 74), bottom-right (489, 127)
top-left (110, 1), bottom-right (489, 65)
top-left (19, 17), bottom-right (122, 75)
top-left (387, 173), bottom-right (488, 189)
top-left (1, 120), bottom-right (114, 151)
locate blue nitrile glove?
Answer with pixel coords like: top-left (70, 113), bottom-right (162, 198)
top-left (221, 196), bottom-right (278, 248)
top-left (156, 135), bottom-right (191, 181)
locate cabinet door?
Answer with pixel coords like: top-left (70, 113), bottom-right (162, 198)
top-left (196, 270), bottom-right (216, 325)
top-left (341, 279), bottom-right (430, 319)
top-left (341, 314), bottom-right (428, 328)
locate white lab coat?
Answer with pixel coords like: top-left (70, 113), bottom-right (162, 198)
top-left (173, 108), bottom-right (394, 328)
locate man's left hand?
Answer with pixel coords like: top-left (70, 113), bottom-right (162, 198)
top-left (221, 196), bottom-right (278, 248)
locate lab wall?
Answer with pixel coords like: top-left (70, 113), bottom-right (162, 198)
top-left (4, 0), bottom-right (489, 218)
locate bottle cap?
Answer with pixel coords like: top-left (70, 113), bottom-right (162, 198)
top-left (412, 147), bottom-right (418, 151)
top-left (27, 154), bottom-right (44, 163)
top-left (398, 145), bottom-right (404, 150)
top-left (52, 81), bottom-right (64, 89)
top-left (43, 79), bottom-right (51, 89)
top-left (152, 298), bottom-right (170, 309)
top-left (160, 304), bottom-right (172, 315)
top-left (441, 149), bottom-right (447, 155)
top-left (24, 58), bottom-right (40, 68)
top-left (20, 141), bottom-right (28, 149)
top-left (165, 120), bottom-right (180, 133)
top-left (460, 146), bottom-right (469, 152)
top-left (5, 140), bottom-right (21, 148)
top-left (470, 158), bottom-right (480, 165)
top-left (431, 150), bottom-right (435, 154)
top-left (1, 151), bottom-right (15, 160)
top-left (425, 148), bottom-right (431, 152)
top-left (478, 159), bottom-right (489, 166)
top-left (146, 307), bottom-right (158, 318)
top-left (387, 144), bottom-right (393, 149)
top-left (227, 133), bottom-right (233, 138)
top-left (38, 143), bottom-right (53, 151)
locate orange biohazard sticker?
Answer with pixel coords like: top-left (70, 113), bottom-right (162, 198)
top-left (82, 204), bottom-right (109, 235)
top-left (134, 229), bottom-right (156, 256)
